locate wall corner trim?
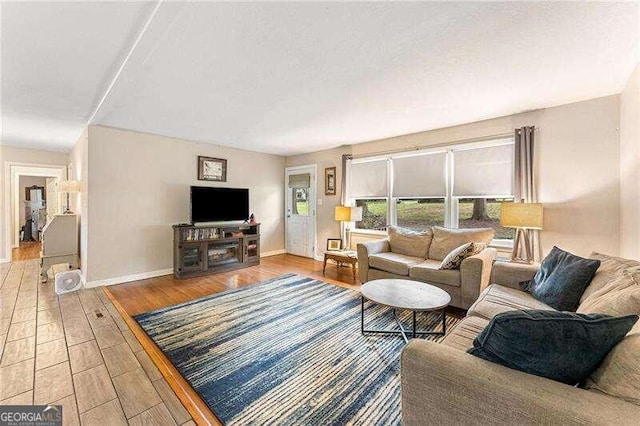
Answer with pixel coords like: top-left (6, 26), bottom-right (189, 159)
top-left (85, 268), bottom-right (173, 288)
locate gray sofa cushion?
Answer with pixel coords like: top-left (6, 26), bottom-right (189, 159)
top-left (441, 315), bottom-right (490, 352)
top-left (428, 226), bottom-right (494, 261)
top-left (387, 226), bottom-right (433, 258)
top-left (581, 252), bottom-right (640, 303)
top-left (409, 260), bottom-right (461, 287)
top-left (468, 284), bottom-right (554, 320)
top-left (369, 252), bottom-right (423, 276)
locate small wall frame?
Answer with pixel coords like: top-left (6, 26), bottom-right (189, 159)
top-left (325, 166), bottom-right (336, 195)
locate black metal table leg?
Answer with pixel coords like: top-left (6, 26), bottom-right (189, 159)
top-left (361, 297), bottom-right (447, 342)
top-left (412, 311), bottom-right (417, 338)
top-left (442, 309), bottom-right (446, 335)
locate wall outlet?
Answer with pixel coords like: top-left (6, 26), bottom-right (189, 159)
top-left (317, 199), bottom-right (323, 205)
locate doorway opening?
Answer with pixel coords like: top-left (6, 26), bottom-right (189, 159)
top-left (5, 163), bottom-right (67, 261)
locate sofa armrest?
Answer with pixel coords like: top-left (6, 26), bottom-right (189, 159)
top-left (356, 239), bottom-right (390, 283)
top-left (460, 248), bottom-right (497, 308)
top-left (401, 340), bottom-right (640, 426)
top-left (491, 261), bottom-right (540, 290)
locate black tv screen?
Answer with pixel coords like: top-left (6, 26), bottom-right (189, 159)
top-left (190, 186), bottom-right (249, 223)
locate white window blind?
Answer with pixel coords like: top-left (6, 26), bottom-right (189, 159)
top-left (392, 152), bottom-right (447, 197)
top-left (453, 144), bottom-right (514, 197)
top-left (288, 173), bottom-right (310, 188)
top-left (349, 160), bottom-right (388, 198)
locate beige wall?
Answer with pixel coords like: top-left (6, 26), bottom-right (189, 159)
top-left (288, 95), bottom-right (622, 259)
top-left (69, 128), bottom-right (89, 279)
top-left (620, 63), bottom-right (640, 260)
top-left (0, 146), bottom-right (69, 261)
top-left (83, 125), bottom-right (285, 284)
top-left (18, 176), bottom-right (47, 226)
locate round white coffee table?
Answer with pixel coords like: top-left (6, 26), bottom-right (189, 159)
top-left (360, 279), bottom-right (451, 343)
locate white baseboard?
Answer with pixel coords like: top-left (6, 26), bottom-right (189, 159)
top-left (0, 257), bottom-right (10, 264)
top-left (314, 254), bottom-right (324, 262)
top-left (85, 268), bottom-right (173, 288)
top-left (85, 249), bottom-right (286, 287)
top-left (260, 249), bottom-right (285, 258)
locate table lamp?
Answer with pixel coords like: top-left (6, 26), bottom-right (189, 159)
top-left (59, 180), bottom-right (80, 214)
top-left (335, 206), bottom-right (363, 250)
top-left (501, 202), bottom-right (543, 263)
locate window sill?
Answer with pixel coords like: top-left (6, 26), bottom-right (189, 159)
top-left (490, 239), bottom-right (514, 249)
top-left (351, 229), bottom-right (388, 237)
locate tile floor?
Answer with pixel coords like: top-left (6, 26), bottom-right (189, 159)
top-left (0, 259), bottom-right (194, 426)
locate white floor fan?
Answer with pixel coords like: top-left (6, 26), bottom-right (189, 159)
top-left (54, 268), bottom-right (83, 294)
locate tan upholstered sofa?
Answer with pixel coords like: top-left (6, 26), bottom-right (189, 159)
top-left (401, 254), bottom-right (640, 425)
top-left (357, 226), bottom-right (497, 309)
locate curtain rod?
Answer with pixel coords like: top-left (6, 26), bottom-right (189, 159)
top-left (348, 131), bottom-right (516, 160)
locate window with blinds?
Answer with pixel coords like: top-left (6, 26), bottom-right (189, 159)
top-left (349, 159), bottom-right (389, 231)
top-left (347, 137), bottom-right (516, 241)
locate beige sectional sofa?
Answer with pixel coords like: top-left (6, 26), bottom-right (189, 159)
top-left (357, 226), bottom-right (497, 309)
top-left (401, 254), bottom-right (640, 425)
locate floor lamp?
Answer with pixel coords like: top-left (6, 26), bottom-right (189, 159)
top-left (500, 202), bottom-right (543, 263)
top-left (335, 206), bottom-right (363, 250)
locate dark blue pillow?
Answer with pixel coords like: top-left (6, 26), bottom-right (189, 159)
top-left (467, 310), bottom-right (637, 385)
top-left (521, 246), bottom-right (601, 311)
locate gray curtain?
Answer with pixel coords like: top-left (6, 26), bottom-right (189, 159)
top-left (514, 126), bottom-right (540, 260)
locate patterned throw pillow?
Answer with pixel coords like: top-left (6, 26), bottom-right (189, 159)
top-left (439, 243), bottom-right (486, 270)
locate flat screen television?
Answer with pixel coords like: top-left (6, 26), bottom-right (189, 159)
top-left (190, 186), bottom-right (249, 223)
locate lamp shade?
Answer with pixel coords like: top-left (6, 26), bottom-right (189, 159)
top-left (335, 206), bottom-right (352, 222)
top-left (59, 180), bottom-right (80, 193)
top-left (501, 202), bottom-right (543, 229)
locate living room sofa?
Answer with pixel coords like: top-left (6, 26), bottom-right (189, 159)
top-left (357, 226), bottom-right (497, 309)
top-left (401, 254), bottom-right (640, 425)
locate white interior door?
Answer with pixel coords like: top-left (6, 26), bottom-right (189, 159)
top-left (285, 166), bottom-right (316, 258)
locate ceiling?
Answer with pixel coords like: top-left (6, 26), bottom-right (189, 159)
top-left (2, 1), bottom-right (639, 156)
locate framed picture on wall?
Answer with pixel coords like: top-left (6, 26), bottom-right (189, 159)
top-left (325, 166), bottom-right (336, 195)
top-left (327, 238), bottom-right (342, 251)
top-left (198, 156), bottom-right (227, 182)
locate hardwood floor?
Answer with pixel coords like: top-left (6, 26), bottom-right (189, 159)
top-left (104, 254), bottom-right (362, 425)
top-left (107, 254), bottom-right (360, 316)
top-left (11, 242), bottom-right (41, 261)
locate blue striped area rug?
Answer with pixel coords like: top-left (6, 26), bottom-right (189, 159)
top-left (134, 274), bottom-right (460, 425)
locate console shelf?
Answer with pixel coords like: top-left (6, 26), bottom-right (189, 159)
top-left (172, 223), bottom-right (260, 279)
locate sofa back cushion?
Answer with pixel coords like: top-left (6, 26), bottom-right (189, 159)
top-left (387, 226), bottom-right (433, 258)
top-left (428, 227), bottom-right (494, 261)
top-left (581, 252), bottom-right (640, 303)
top-left (577, 273), bottom-right (639, 319)
top-left (574, 269), bottom-right (640, 405)
top-left (585, 333), bottom-right (640, 406)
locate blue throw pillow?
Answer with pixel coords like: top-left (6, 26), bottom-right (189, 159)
top-left (467, 310), bottom-right (638, 385)
top-left (521, 246), bottom-right (601, 311)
